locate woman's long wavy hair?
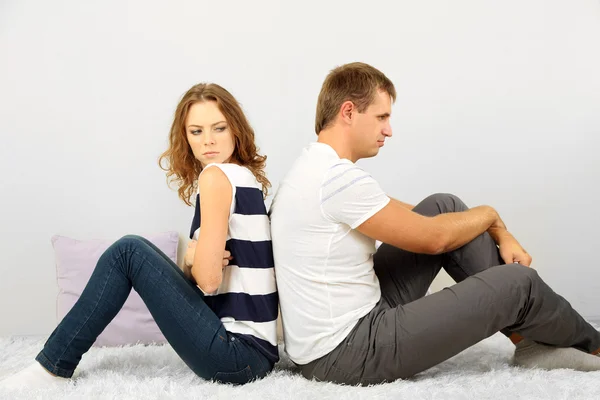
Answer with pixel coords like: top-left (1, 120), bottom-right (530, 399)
top-left (159, 83), bottom-right (270, 206)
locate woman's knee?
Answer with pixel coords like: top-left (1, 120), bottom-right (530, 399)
top-left (116, 234), bottom-right (145, 247)
top-left (107, 235), bottom-right (148, 256)
top-left (97, 235), bottom-right (146, 269)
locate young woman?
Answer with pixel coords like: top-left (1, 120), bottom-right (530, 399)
top-left (1, 83), bottom-right (278, 388)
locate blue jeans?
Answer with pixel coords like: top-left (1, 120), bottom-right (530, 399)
top-left (35, 235), bottom-right (274, 384)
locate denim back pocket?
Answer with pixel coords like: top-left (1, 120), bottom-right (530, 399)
top-left (213, 365), bottom-right (253, 385)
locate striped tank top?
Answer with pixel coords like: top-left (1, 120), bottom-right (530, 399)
top-left (189, 163), bottom-right (279, 363)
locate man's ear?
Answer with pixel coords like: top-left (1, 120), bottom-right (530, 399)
top-left (339, 101), bottom-right (355, 125)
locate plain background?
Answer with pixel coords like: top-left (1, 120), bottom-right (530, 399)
top-left (1, 0), bottom-right (599, 336)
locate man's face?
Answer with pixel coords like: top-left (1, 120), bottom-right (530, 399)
top-left (351, 89), bottom-right (393, 160)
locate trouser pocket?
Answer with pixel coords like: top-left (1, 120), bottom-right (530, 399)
top-left (213, 365), bottom-right (253, 385)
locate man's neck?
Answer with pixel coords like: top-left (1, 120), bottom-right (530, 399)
top-left (317, 128), bottom-right (357, 162)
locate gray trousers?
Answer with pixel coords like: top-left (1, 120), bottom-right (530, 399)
top-left (300, 193), bottom-right (600, 385)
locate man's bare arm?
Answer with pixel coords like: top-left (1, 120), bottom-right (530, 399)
top-left (389, 197), bottom-right (415, 211)
top-left (487, 214), bottom-right (510, 243)
top-left (391, 195), bottom-right (510, 245)
top-left (486, 212), bottom-right (533, 265)
top-left (357, 200), bottom-right (499, 255)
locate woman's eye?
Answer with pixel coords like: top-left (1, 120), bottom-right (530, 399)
top-left (215, 127), bottom-right (226, 132)
top-left (191, 130), bottom-right (202, 135)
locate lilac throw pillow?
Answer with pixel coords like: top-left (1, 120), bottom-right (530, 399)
top-left (52, 232), bottom-right (179, 347)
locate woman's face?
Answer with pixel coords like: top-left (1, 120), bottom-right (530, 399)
top-left (185, 101), bottom-right (236, 167)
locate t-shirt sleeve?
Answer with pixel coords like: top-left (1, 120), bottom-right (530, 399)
top-left (319, 161), bottom-right (390, 229)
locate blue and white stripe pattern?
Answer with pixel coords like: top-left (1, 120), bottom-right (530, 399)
top-left (189, 163), bottom-right (279, 363)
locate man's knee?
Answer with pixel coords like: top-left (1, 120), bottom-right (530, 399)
top-left (418, 193), bottom-right (468, 214)
top-left (429, 192), bottom-right (464, 205)
top-left (500, 263), bottom-right (540, 285)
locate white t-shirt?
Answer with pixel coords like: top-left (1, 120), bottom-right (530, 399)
top-left (270, 142), bottom-right (390, 364)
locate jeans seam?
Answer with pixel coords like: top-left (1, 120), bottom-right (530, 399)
top-left (131, 248), bottom-right (229, 368)
top-left (140, 245), bottom-right (261, 371)
top-left (134, 248), bottom-right (214, 329)
top-left (47, 241), bottom-right (232, 375)
top-left (53, 254), bottom-right (120, 369)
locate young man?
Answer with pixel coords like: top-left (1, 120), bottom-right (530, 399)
top-left (269, 62), bottom-right (600, 385)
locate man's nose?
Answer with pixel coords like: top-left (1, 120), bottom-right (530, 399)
top-left (383, 123), bottom-right (392, 137)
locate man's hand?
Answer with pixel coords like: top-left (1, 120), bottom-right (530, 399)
top-left (489, 228), bottom-right (532, 267)
top-left (184, 240), bottom-right (233, 269)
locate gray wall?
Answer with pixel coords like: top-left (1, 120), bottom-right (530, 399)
top-left (1, 0), bottom-right (599, 335)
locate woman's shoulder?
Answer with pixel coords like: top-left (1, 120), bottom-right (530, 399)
top-left (203, 162), bottom-right (250, 176)
top-left (205, 163), bottom-right (258, 187)
top-left (197, 166), bottom-right (233, 196)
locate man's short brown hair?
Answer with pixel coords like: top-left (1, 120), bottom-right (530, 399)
top-left (315, 62), bottom-right (396, 134)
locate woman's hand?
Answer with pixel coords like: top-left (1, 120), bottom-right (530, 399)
top-left (221, 250), bottom-right (233, 268)
top-left (184, 240), bottom-right (197, 268)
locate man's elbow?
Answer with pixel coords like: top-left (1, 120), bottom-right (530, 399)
top-left (426, 231), bottom-right (449, 255)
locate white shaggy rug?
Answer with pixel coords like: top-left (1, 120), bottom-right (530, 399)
top-left (2, 333), bottom-right (600, 400)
